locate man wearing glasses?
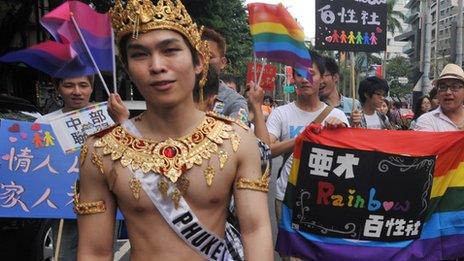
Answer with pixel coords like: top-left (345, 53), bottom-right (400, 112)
top-left (319, 56), bottom-right (361, 120)
top-left (415, 63), bottom-right (464, 131)
top-left (351, 76), bottom-right (393, 129)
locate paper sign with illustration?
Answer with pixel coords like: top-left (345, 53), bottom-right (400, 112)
top-left (48, 102), bottom-right (114, 153)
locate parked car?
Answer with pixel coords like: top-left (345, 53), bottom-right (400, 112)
top-left (0, 94), bottom-right (53, 260)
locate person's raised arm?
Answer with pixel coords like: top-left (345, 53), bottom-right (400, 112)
top-left (246, 81), bottom-right (270, 145)
top-left (233, 127), bottom-right (273, 260)
top-left (76, 137), bottom-right (117, 261)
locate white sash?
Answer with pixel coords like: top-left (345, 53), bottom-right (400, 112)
top-left (123, 121), bottom-right (232, 260)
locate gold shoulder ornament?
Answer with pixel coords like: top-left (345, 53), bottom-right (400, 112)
top-left (73, 181), bottom-right (106, 215)
top-left (93, 115), bottom-right (241, 208)
top-left (236, 162), bottom-right (270, 193)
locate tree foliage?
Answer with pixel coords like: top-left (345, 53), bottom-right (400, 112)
top-left (386, 0), bottom-right (406, 34)
top-left (386, 56), bottom-right (413, 98)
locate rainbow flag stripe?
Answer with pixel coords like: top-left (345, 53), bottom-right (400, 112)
top-left (247, 3), bottom-right (311, 78)
top-left (276, 127), bottom-right (464, 260)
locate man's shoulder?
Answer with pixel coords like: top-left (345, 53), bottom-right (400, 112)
top-left (268, 102), bottom-right (294, 120)
top-left (326, 106), bottom-right (350, 124)
top-left (218, 82), bottom-right (244, 100)
top-left (206, 111), bottom-right (249, 131)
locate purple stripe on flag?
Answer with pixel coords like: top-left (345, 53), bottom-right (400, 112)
top-left (0, 45), bottom-right (99, 78)
top-left (276, 228), bottom-right (464, 261)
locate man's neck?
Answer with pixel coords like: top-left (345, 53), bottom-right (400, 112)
top-left (325, 89), bottom-right (341, 107)
top-left (363, 103), bottom-right (377, 115)
top-left (139, 102), bottom-right (205, 140)
top-left (296, 95), bottom-right (323, 112)
top-left (442, 105), bottom-right (464, 125)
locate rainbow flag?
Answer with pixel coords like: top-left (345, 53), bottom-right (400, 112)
top-left (0, 1), bottom-right (112, 78)
top-left (276, 127), bottom-right (464, 260)
top-left (247, 3), bottom-right (311, 79)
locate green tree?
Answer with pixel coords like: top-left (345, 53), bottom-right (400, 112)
top-left (185, 0), bottom-right (252, 80)
top-left (386, 0), bottom-right (406, 34)
top-left (386, 56), bottom-right (412, 98)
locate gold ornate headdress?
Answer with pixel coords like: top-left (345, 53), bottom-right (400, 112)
top-left (110, 0), bottom-right (210, 90)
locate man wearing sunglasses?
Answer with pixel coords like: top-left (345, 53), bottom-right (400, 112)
top-left (415, 63), bottom-right (464, 131)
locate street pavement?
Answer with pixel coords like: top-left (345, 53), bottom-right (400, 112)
top-left (114, 156), bottom-right (284, 261)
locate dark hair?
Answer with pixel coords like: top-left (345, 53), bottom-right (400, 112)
top-left (429, 86), bottom-right (438, 99)
top-left (382, 98), bottom-right (392, 117)
top-left (201, 27), bottom-right (226, 57)
top-left (413, 95), bottom-right (430, 120)
top-left (193, 67), bottom-right (219, 103)
top-left (292, 50), bottom-right (325, 77)
top-left (323, 56), bottom-right (339, 75)
top-left (221, 74), bottom-right (237, 85)
top-left (118, 33), bottom-right (200, 67)
top-left (53, 75), bottom-right (95, 88)
top-left (358, 76), bottom-right (389, 104)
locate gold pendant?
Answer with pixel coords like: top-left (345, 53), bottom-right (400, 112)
top-left (158, 178), bottom-right (169, 198)
top-left (218, 150), bottom-right (228, 169)
top-left (203, 166), bottom-right (215, 187)
top-left (129, 177), bottom-right (141, 200)
top-left (79, 144), bottom-right (88, 167)
top-left (230, 133), bottom-right (241, 152)
top-left (171, 188), bottom-right (181, 209)
top-left (177, 176), bottom-right (190, 194)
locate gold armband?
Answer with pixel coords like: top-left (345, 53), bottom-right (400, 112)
top-left (73, 181), bottom-right (106, 215)
top-left (236, 164), bottom-right (270, 192)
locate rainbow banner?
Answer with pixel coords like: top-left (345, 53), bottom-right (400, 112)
top-left (276, 126), bottom-right (464, 260)
top-left (0, 0), bottom-right (112, 78)
top-left (247, 3), bottom-right (311, 79)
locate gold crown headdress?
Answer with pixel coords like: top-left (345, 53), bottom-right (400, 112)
top-left (110, 0), bottom-right (210, 90)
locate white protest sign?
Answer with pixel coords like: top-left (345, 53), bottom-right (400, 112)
top-left (49, 102), bottom-right (114, 153)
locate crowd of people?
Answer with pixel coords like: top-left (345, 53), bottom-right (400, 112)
top-left (30, 1), bottom-right (464, 260)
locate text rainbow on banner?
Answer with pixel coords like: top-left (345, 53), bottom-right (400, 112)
top-left (276, 126), bottom-right (464, 260)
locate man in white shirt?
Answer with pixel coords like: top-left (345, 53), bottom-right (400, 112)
top-left (266, 52), bottom-right (349, 228)
top-left (352, 76), bottom-right (393, 129)
top-left (415, 63), bottom-right (464, 131)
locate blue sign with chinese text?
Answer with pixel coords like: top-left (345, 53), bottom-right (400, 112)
top-left (0, 119), bottom-right (80, 219)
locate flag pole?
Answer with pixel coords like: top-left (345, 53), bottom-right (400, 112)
top-left (257, 58), bottom-right (266, 88)
top-left (111, 28), bottom-right (117, 94)
top-left (70, 13), bottom-right (110, 96)
top-left (350, 52), bottom-right (356, 109)
top-left (253, 53), bottom-right (258, 88)
top-left (54, 219), bottom-right (64, 261)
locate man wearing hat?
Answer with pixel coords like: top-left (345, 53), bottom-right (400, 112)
top-left (415, 63), bottom-right (464, 131)
top-left (75, 0), bottom-right (272, 260)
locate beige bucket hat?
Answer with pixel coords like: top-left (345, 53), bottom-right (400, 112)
top-left (434, 63), bottom-right (464, 85)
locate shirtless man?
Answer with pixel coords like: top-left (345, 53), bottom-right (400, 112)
top-left (75, 1), bottom-right (272, 260)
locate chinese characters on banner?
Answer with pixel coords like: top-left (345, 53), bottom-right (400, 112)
top-left (0, 119), bottom-right (79, 219)
top-left (246, 63), bottom-right (277, 91)
top-left (292, 142), bottom-right (434, 241)
top-left (316, 0), bottom-right (387, 52)
top-left (49, 102), bottom-right (114, 153)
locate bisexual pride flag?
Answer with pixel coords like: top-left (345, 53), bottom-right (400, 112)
top-left (0, 0), bottom-right (112, 78)
top-left (276, 126), bottom-right (464, 260)
top-left (247, 3), bottom-right (312, 80)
